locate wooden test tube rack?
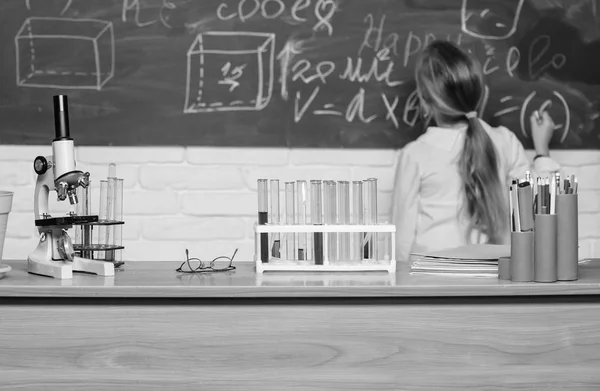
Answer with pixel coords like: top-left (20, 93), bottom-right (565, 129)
top-left (254, 224), bottom-right (396, 273)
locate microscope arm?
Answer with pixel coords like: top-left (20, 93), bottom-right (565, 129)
top-left (33, 170), bottom-right (54, 221)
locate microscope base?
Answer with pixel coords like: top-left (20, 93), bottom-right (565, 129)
top-left (27, 234), bottom-right (73, 279)
top-left (27, 257), bottom-right (73, 279)
top-left (72, 256), bottom-right (114, 277)
top-left (27, 230), bottom-right (114, 279)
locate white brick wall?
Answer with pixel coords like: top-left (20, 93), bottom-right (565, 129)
top-left (1, 147), bottom-right (599, 262)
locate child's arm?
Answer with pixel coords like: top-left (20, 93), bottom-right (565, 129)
top-left (392, 147), bottom-right (420, 262)
top-left (505, 130), bottom-right (560, 181)
top-left (504, 112), bottom-right (560, 181)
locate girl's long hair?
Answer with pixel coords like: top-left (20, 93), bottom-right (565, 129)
top-left (415, 40), bottom-right (507, 243)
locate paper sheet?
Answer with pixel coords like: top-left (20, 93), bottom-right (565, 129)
top-left (410, 244), bottom-right (510, 261)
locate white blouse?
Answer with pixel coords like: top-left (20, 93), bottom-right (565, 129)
top-left (391, 120), bottom-right (560, 261)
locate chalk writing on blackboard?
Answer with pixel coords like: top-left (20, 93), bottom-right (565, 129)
top-left (121, 0), bottom-right (177, 28)
top-left (122, 0), bottom-right (156, 27)
top-left (505, 46), bottom-right (520, 77)
top-left (402, 89), bottom-right (420, 127)
top-left (493, 96), bottom-right (520, 118)
top-left (346, 88), bottom-right (376, 124)
top-left (294, 85), bottom-right (394, 126)
top-left (382, 94), bottom-right (400, 129)
top-left (461, 0), bottom-right (525, 40)
top-left (359, 14), bottom-right (400, 58)
top-left (216, 0), bottom-right (338, 36)
top-left (482, 43), bottom-right (500, 75)
top-left (313, 0), bottom-right (337, 36)
top-left (14, 17), bottom-right (114, 90)
top-left (3, 0), bottom-right (597, 149)
top-left (219, 62), bottom-right (247, 92)
top-left (339, 57), bottom-right (403, 87)
top-left (277, 39), bottom-right (299, 101)
top-left (293, 59), bottom-right (335, 84)
top-left (294, 86), bottom-right (319, 122)
top-left (184, 31), bottom-right (275, 113)
top-left (528, 34), bottom-right (566, 79)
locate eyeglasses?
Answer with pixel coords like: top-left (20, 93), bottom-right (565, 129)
top-left (176, 248), bottom-right (238, 273)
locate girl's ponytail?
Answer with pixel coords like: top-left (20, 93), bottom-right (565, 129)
top-left (459, 114), bottom-right (507, 243)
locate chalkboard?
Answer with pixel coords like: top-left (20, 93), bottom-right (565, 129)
top-left (1, 0), bottom-right (599, 148)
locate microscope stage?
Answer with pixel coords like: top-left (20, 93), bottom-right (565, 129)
top-left (35, 215), bottom-right (98, 227)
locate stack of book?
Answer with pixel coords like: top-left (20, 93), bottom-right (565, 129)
top-left (409, 244), bottom-right (510, 276)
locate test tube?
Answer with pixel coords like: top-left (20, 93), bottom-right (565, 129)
top-left (311, 180), bottom-right (323, 265)
top-left (75, 183), bottom-right (92, 257)
top-left (101, 163), bottom-right (117, 260)
top-left (285, 181), bottom-right (296, 261)
top-left (97, 179), bottom-right (108, 259)
top-left (113, 178), bottom-right (124, 264)
top-left (366, 178), bottom-right (379, 261)
top-left (351, 181), bottom-right (363, 262)
top-left (323, 181), bottom-right (337, 264)
top-left (384, 229), bottom-right (391, 263)
top-left (270, 179), bottom-right (280, 259)
top-left (104, 177), bottom-right (117, 261)
top-left (296, 180), bottom-right (309, 261)
top-left (257, 179), bottom-right (269, 263)
top-left (76, 182), bottom-right (91, 217)
top-left (338, 181), bottom-right (350, 264)
top-left (363, 180), bottom-right (371, 259)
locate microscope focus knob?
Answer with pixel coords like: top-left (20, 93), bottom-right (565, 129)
top-left (78, 172), bottom-right (91, 188)
top-left (34, 156), bottom-right (49, 175)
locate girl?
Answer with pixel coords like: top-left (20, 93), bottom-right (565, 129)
top-left (392, 40), bottom-right (559, 261)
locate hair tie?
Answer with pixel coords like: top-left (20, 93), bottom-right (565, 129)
top-left (465, 111), bottom-right (478, 119)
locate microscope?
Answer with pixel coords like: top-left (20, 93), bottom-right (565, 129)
top-left (27, 95), bottom-right (114, 279)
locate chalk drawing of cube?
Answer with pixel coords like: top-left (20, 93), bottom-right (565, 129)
top-left (15, 17), bottom-right (115, 90)
top-left (184, 32), bottom-right (275, 113)
top-left (461, 0), bottom-right (524, 40)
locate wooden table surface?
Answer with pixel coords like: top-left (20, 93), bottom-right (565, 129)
top-left (2, 260), bottom-right (600, 390)
top-left (1, 259), bottom-right (600, 298)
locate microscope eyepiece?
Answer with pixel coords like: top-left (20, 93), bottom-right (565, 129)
top-left (53, 95), bottom-right (72, 141)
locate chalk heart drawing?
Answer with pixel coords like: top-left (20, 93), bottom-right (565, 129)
top-left (461, 0), bottom-right (525, 40)
top-left (14, 17), bottom-right (115, 90)
top-left (184, 31), bottom-right (275, 113)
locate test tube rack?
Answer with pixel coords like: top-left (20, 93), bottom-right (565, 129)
top-left (70, 165), bottom-right (125, 267)
top-left (254, 223), bottom-right (396, 273)
top-left (73, 219), bottom-right (125, 266)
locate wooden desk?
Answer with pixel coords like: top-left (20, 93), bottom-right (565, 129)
top-left (1, 260), bottom-right (600, 390)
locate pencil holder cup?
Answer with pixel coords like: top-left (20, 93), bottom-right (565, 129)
top-left (534, 214), bottom-right (557, 283)
top-left (510, 231), bottom-right (534, 282)
top-left (498, 256), bottom-right (511, 280)
top-left (556, 194), bottom-right (578, 281)
top-left (0, 191), bottom-right (13, 261)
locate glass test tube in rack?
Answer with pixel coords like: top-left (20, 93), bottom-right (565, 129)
top-left (254, 178), bottom-right (395, 272)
